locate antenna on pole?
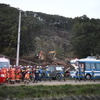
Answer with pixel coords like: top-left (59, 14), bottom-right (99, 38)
top-left (16, 10), bottom-right (21, 66)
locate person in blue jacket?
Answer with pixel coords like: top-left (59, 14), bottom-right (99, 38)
top-left (91, 66), bottom-right (95, 81)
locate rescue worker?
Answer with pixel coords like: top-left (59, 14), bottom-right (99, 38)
top-left (75, 68), bottom-right (78, 82)
top-left (10, 66), bottom-right (16, 84)
top-left (45, 67), bottom-right (51, 81)
top-left (75, 67), bottom-right (81, 82)
top-left (7, 66), bottom-right (12, 82)
top-left (24, 71), bottom-right (30, 84)
top-left (16, 72), bottom-right (22, 83)
top-left (81, 66), bottom-right (85, 81)
top-left (16, 67), bottom-right (22, 83)
top-left (2, 65), bottom-right (7, 82)
top-left (33, 66), bottom-right (40, 83)
top-left (21, 67), bottom-right (26, 82)
top-left (38, 66), bottom-right (43, 81)
top-left (91, 67), bottom-right (95, 81)
top-left (29, 66), bottom-right (33, 81)
top-left (32, 67), bottom-right (36, 83)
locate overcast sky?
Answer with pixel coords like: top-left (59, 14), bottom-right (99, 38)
top-left (0, 0), bottom-right (100, 19)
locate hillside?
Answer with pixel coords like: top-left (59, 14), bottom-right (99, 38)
top-left (0, 3), bottom-right (100, 65)
top-left (0, 4), bottom-right (73, 61)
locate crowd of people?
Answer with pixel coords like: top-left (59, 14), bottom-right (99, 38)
top-left (0, 65), bottom-right (43, 84)
top-left (0, 64), bottom-right (97, 85)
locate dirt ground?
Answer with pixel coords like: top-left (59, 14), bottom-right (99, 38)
top-left (2, 79), bottom-right (100, 86)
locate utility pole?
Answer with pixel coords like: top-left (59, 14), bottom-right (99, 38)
top-left (16, 10), bottom-right (21, 66)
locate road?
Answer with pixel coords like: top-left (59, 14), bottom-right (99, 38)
top-left (3, 79), bottom-right (100, 86)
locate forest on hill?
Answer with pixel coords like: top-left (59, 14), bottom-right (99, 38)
top-left (0, 3), bottom-right (100, 63)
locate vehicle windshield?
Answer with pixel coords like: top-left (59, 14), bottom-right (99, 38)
top-left (56, 67), bottom-right (63, 71)
top-left (0, 62), bottom-right (9, 68)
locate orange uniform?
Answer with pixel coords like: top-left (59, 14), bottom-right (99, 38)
top-left (16, 68), bottom-right (22, 82)
top-left (25, 72), bottom-right (30, 79)
top-left (10, 67), bottom-right (16, 81)
top-left (16, 73), bottom-right (22, 81)
top-left (2, 68), bottom-right (7, 82)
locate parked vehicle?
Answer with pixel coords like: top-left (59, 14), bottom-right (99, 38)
top-left (0, 57), bottom-right (10, 83)
top-left (70, 56), bottom-right (100, 80)
top-left (78, 57), bottom-right (100, 80)
top-left (42, 65), bottom-right (66, 81)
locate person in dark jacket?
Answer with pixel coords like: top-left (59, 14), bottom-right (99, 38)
top-left (33, 67), bottom-right (40, 83)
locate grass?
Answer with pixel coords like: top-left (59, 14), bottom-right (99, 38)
top-left (0, 84), bottom-right (100, 99)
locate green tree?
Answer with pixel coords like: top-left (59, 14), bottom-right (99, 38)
top-left (71, 16), bottom-right (100, 58)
